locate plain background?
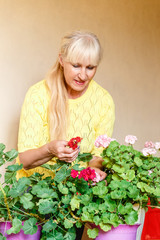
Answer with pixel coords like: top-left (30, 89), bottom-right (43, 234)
top-left (0, 0), bottom-right (160, 239)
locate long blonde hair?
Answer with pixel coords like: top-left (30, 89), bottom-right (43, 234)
top-left (46, 31), bottom-right (102, 141)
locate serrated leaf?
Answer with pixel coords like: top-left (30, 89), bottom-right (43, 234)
top-left (99, 222), bottom-right (112, 232)
top-left (8, 177), bottom-right (31, 197)
top-left (125, 211), bottom-right (138, 225)
top-left (87, 228), bottom-right (99, 239)
top-left (42, 220), bottom-right (57, 232)
top-left (20, 193), bottom-right (34, 209)
top-left (64, 219), bottom-right (74, 229)
top-left (70, 195), bottom-right (81, 211)
top-left (92, 181), bottom-right (108, 197)
top-left (6, 218), bottom-right (22, 234)
top-left (58, 182), bottom-right (68, 194)
top-left (38, 199), bottom-right (57, 214)
top-left (22, 218), bottom-right (38, 235)
top-left (4, 149), bottom-right (18, 162)
top-left (54, 165), bottom-right (69, 183)
top-left (64, 227), bottom-right (76, 240)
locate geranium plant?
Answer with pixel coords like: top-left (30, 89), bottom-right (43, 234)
top-left (0, 135), bottom-right (160, 239)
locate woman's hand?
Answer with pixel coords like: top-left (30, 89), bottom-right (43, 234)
top-left (90, 167), bottom-right (107, 181)
top-left (47, 140), bottom-right (79, 163)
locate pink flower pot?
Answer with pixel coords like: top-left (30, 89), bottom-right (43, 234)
top-left (94, 224), bottom-right (140, 240)
top-left (0, 222), bottom-right (41, 240)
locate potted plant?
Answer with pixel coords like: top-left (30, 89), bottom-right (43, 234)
top-left (0, 135), bottom-right (160, 240)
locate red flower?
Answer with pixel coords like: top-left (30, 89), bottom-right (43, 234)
top-left (71, 169), bottom-right (79, 178)
top-left (78, 167), bottom-right (96, 181)
top-left (68, 137), bottom-right (83, 150)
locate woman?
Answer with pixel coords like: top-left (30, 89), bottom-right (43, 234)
top-left (16, 31), bottom-right (115, 239)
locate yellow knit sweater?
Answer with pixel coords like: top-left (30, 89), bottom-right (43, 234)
top-left (16, 79), bottom-right (115, 178)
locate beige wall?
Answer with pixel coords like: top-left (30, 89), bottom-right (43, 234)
top-left (0, 1), bottom-right (160, 152)
top-left (0, 1), bottom-right (159, 239)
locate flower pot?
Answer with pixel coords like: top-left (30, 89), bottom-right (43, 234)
top-left (0, 222), bottom-right (41, 240)
top-left (95, 224), bottom-right (140, 240)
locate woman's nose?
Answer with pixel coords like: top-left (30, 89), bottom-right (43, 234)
top-left (78, 69), bottom-right (87, 80)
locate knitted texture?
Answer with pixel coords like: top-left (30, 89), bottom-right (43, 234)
top-left (17, 79), bottom-right (115, 178)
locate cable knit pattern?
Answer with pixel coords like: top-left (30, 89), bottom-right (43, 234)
top-left (17, 79), bottom-right (115, 178)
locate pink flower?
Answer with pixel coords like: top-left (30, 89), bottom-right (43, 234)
top-left (92, 172), bottom-right (101, 183)
top-left (144, 141), bottom-right (155, 148)
top-left (155, 142), bottom-right (160, 150)
top-left (125, 135), bottom-right (137, 145)
top-left (71, 169), bottom-right (79, 178)
top-left (142, 148), bottom-right (157, 156)
top-left (95, 135), bottom-right (115, 148)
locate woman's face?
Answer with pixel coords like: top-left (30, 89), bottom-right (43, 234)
top-left (59, 57), bottom-right (97, 98)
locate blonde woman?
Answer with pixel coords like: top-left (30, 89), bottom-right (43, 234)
top-left (17, 30), bottom-right (115, 240)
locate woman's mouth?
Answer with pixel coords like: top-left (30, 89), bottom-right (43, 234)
top-left (74, 80), bottom-right (85, 85)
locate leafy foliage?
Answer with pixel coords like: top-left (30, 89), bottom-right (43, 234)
top-left (0, 141), bottom-right (160, 239)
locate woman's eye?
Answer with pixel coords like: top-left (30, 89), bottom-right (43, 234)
top-left (87, 66), bottom-right (95, 70)
top-left (72, 64), bottom-right (80, 68)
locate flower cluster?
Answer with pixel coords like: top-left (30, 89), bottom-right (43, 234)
top-left (142, 140), bottom-right (160, 156)
top-left (71, 167), bottom-right (96, 181)
top-left (95, 134), bottom-right (115, 148)
top-left (125, 135), bottom-right (137, 145)
top-left (68, 137), bottom-right (82, 150)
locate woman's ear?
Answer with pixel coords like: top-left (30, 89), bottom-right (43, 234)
top-left (59, 54), bottom-right (64, 67)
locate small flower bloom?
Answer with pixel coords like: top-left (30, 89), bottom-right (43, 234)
top-left (92, 172), bottom-right (101, 184)
top-left (95, 135), bottom-right (115, 148)
top-left (144, 141), bottom-right (155, 148)
top-left (155, 142), bottom-right (160, 150)
top-left (68, 137), bottom-right (82, 150)
top-left (71, 169), bottom-right (79, 178)
top-left (142, 148), bottom-right (157, 156)
top-left (125, 135), bottom-right (137, 145)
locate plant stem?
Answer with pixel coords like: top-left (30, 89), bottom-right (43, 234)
top-left (0, 182), bottom-right (12, 221)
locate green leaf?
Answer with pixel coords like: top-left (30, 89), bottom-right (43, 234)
top-left (22, 218), bottom-right (38, 235)
top-left (8, 177), bottom-right (31, 197)
top-left (6, 218), bottom-right (22, 234)
top-left (87, 228), bottom-right (99, 239)
top-left (64, 219), bottom-right (74, 229)
top-left (32, 183), bottom-right (58, 199)
top-left (42, 220), bottom-right (57, 233)
top-left (58, 182), bottom-right (68, 195)
top-left (54, 165), bottom-right (69, 183)
top-left (38, 199), bottom-right (57, 214)
top-left (81, 211), bottom-right (93, 222)
top-left (70, 195), bottom-right (81, 211)
top-left (0, 143), bottom-right (5, 152)
top-left (127, 186), bottom-right (140, 199)
top-left (125, 211), bottom-right (138, 225)
top-left (134, 157), bottom-right (143, 167)
top-left (6, 163), bottom-right (23, 172)
top-left (0, 233), bottom-right (6, 240)
top-left (4, 149), bottom-right (18, 162)
top-left (64, 227), bottom-right (76, 240)
top-left (112, 164), bottom-right (125, 173)
top-left (62, 195), bottom-right (72, 205)
top-left (99, 222), bottom-right (112, 232)
top-left (20, 193), bottom-right (34, 209)
top-left (92, 181), bottom-right (108, 198)
top-left (111, 189), bottom-right (126, 199)
top-left (118, 203), bottom-right (133, 215)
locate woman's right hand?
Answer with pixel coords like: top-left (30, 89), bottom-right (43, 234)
top-left (47, 140), bottom-right (79, 163)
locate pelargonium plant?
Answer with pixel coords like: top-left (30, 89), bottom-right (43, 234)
top-left (0, 135), bottom-right (160, 240)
